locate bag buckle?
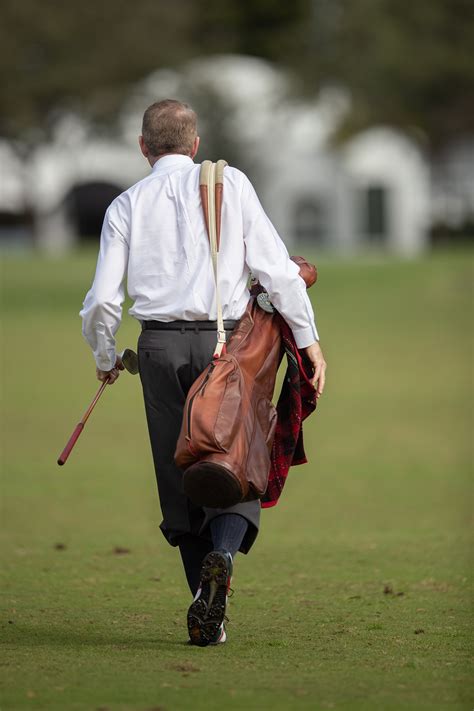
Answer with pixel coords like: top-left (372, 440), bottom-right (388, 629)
top-left (213, 330), bottom-right (227, 359)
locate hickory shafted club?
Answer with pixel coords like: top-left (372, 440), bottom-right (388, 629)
top-left (57, 349), bottom-right (139, 466)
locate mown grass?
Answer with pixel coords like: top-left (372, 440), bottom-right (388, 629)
top-left (1, 247), bottom-right (472, 711)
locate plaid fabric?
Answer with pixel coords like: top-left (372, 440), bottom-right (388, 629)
top-left (261, 316), bottom-right (317, 508)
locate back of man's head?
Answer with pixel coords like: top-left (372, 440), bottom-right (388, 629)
top-left (141, 99), bottom-right (197, 158)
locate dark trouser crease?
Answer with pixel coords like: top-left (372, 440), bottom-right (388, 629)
top-left (178, 534), bottom-right (214, 596)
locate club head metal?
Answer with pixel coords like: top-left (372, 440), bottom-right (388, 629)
top-left (257, 291), bottom-right (275, 313)
top-left (120, 348), bottom-right (139, 375)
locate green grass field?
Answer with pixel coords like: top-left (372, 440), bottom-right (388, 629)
top-left (1, 248), bottom-right (472, 711)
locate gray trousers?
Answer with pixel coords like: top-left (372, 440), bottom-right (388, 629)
top-left (137, 322), bottom-right (260, 554)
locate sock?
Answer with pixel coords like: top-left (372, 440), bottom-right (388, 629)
top-left (178, 534), bottom-right (213, 596)
top-left (210, 514), bottom-right (249, 558)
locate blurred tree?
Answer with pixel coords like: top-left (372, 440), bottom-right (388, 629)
top-left (0, 0), bottom-right (472, 148)
top-left (311, 0), bottom-right (474, 148)
top-left (0, 0), bottom-right (196, 139)
top-left (194, 0), bottom-right (311, 69)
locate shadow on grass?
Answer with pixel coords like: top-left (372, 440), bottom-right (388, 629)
top-left (6, 622), bottom-right (191, 650)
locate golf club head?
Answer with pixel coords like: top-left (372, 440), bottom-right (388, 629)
top-left (120, 348), bottom-right (139, 375)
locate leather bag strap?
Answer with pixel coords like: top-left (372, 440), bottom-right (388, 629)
top-left (199, 159), bottom-right (228, 358)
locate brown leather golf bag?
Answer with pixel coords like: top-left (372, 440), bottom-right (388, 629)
top-left (174, 161), bottom-right (316, 508)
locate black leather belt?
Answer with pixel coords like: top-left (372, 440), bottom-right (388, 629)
top-left (141, 319), bottom-right (238, 331)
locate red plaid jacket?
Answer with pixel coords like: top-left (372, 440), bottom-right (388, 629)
top-left (261, 316), bottom-right (318, 507)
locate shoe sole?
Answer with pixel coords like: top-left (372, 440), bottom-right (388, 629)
top-left (187, 551), bottom-right (230, 647)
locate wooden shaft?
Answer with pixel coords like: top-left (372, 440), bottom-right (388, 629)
top-left (81, 379), bottom-right (109, 425)
top-left (57, 378), bottom-right (109, 466)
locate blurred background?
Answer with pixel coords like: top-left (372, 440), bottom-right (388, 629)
top-left (0, 0), bottom-right (473, 254)
top-left (1, 3), bottom-right (472, 708)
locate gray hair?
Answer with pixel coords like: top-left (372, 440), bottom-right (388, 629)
top-left (141, 99), bottom-right (197, 157)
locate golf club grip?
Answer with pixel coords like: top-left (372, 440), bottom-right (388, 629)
top-left (57, 423), bottom-right (84, 465)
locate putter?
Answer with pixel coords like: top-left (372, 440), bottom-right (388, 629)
top-left (57, 348), bottom-right (138, 466)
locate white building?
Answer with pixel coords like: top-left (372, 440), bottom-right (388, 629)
top-left (1, 55), bottom-right (469, 256)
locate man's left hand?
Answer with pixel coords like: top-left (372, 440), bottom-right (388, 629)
top-left (96, 355), bottom-right (124, 385)
top-left (303, 341), bottom-right (327, 398)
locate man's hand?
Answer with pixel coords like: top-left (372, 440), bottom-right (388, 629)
top-left (96, 355), bottom-right (124, 385)
top-left (304, 342), bottom-right (327, 398)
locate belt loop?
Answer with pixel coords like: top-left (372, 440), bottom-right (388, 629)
top-left (194, 326), bottom-right (199, 334)
top-left (180, 326), bottom-right (185, 334)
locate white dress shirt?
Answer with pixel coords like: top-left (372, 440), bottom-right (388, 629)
top-left (80, 154), bottom-right (319, 371)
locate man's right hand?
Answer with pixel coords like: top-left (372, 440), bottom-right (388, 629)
top-left (304, 342), bottom-right (327, 398)
top-left (96, 355), bottom-right (124, 385)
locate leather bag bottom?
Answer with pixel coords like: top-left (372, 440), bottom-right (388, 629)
top-left (183, 461), bottom-right (244, 509)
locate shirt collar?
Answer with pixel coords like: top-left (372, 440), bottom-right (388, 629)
top-left (152, 154), bottom-right (195, 174)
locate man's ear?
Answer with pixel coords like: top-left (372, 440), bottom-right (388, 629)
top-left (191, 136), bottom-right (200, 159)
top-left (139, 135), bottom-right (149, 158)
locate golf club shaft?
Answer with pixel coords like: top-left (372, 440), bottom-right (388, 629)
top-left (81, 378), bottom-right (110, 424)
top-left (57, 378), bottom-right (109, 465)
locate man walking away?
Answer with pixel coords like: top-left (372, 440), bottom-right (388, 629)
top-left (80, 99), bottom-right (327, 646)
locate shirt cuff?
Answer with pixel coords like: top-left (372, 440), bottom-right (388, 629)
top-left (95, 353), bottom-right (116, 371)
top-left (292, 325), bottom-right (319, 349)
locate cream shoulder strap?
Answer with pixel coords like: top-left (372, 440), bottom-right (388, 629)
top-left (199, 159), bottom-right (228, 358)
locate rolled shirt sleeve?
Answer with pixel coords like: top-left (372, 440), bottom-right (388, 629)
top-left (240, 174), bottom-right (319, 348)
top-left (79, 197), bottom-right (130, 370)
